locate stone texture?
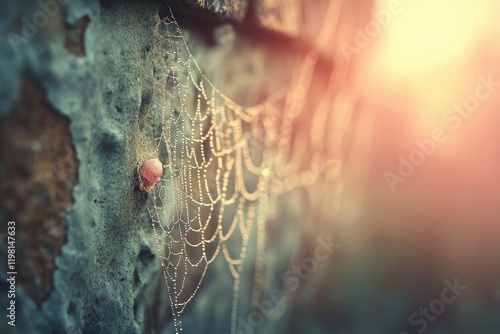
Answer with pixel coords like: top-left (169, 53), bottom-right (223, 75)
top-left (0, 78), bottom-right (76, 308)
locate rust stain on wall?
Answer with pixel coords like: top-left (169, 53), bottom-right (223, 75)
top-left (0, 79), bottom-right (78, 307)
top-left (65, 16), bottom-right (90, 57)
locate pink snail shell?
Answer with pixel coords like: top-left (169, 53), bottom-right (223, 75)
top-left (140, 158), bottom-right (163, 191)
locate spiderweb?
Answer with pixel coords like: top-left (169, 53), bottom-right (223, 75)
top-left (147, 2), bottom-right (356, 333)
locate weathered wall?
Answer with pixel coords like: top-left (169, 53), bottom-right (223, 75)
top-left (2, 1), bottom-right (160, 333)
top-left (3, 1), bottom-right (500, 334)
